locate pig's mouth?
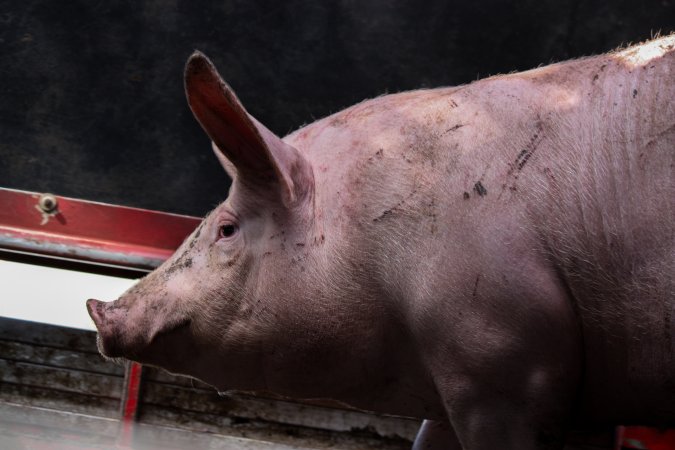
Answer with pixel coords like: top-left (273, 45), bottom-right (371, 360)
top-left (86, 298), bottom-right (192, 365)
top-left (94, 334), bottom-right (127, 365)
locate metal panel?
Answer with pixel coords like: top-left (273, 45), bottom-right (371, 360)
top-left (140, 368), bottom-right (419, 440)
top-left (0, 318), bottom-right (124, 420)
top-left (0, 318), bottom-right (415, 448)
top-left (0, 188), bottom-right (200, 271)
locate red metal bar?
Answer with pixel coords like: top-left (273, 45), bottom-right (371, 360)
top-left (117, 362), bottom-right (143, 447)
top-left (121, 362), bottom-right (143, 422)
top-left (622, 426), bottom-right (675, 449)
top-left (0, 188), bottom-right (201, 271)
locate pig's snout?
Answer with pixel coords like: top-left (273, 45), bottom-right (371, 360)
top-left (86, 298), bottom-right (104, 328)
top-left (86, 294), bottom-right (193, 365)
top-left (86, 298), bottom-right (128, 359)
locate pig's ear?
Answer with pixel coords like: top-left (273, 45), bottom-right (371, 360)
top-left (211, 142), bottom-right (237, 179)
top-left (184, 51), bottom-right (313, 206)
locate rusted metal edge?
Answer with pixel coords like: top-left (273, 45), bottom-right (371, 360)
top-left (0, 188), bottom-right (201, 271)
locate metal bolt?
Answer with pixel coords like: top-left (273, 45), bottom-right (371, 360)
top-left (38, 194), bottom-right (58, 213)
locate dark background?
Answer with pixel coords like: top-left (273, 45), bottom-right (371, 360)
top-left (1, 0), bottom-right (673, 216)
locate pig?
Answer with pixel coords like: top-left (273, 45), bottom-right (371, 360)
top-left (87, 34), bottom-right (674, 449)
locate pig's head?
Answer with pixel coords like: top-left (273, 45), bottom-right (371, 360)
top-left (85, 53), bottom-right (405, 405)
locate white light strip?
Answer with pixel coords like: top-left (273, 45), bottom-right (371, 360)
top-left (0, 258), bottom-right (137, 331)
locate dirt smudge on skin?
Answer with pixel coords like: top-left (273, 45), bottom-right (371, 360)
top-left (473, 181), bottom-right (487, 197)
top-left (165, 252), bottom-right (193, 276)
top-left (193, 222), bottom-right (204, 240)
top-left (500, 119), bottom-right (545, 197)
top-left (516, 148), bottom-right (531, 170)
top-left (368, 148), bottom-right (385, 163)
top-left (472, 274), bottom-right (481, 299)
top-left (373, 186), bottom-right (419, 222)
top-left (512, 120), bottom-right (544, 173)
top-left (444, 123), bottom-right (464, 134)
top-left (543, 167), bottom-right (557, 182)
top-left (399, 121), bottom-right (446, 168)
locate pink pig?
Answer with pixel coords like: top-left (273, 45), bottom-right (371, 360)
top-left (87, 35), bottom-right (674, 449)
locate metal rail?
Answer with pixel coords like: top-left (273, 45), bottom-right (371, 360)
top-left (0, 188), bottom-right (200, 272)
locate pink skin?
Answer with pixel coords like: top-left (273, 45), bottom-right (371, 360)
top-left (87, 35), bottom-right (674, 449)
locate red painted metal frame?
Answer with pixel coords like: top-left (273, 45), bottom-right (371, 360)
top-left (0, 188), bottom-right (201, 271)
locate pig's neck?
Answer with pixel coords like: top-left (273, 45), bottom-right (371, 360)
top-left (255, 240), bottom-right (448, 418)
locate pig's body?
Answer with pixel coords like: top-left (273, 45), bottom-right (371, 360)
top-left (87, 36), bottom-right (674, 449)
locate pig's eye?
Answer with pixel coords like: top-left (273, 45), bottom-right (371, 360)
top-left (218, 223), bottom-right (239, 239)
